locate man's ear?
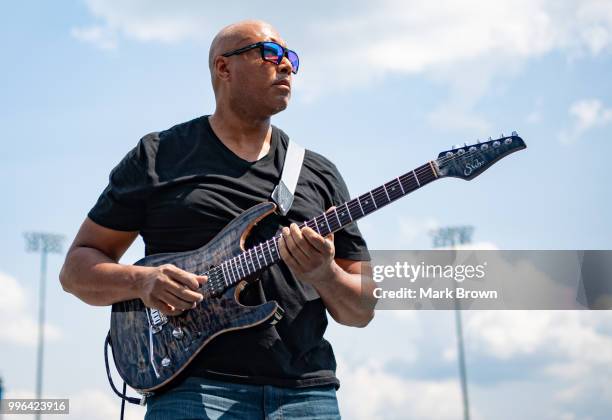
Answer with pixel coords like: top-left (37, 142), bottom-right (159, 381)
top-left (214, 56), bottom-right (231, 82)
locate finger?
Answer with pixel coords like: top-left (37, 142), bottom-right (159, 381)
top-left (284, 225), bottom-right (310, 267)
top-left (160, 290), bottom-right (196, 311)
top-left (168, 283), bottom-right (204, 304)
top-left (164, 277), bottom-right (204, 303)
top-left (302, 227), bottom-right (327, 253)
top-left (161, 264), bottom-right (201, 290)
top-left (289, 223), bottom-right (313, 258)
top-left (325, 232), bottom-right (335, 248)
top-left (280, 227), bottom-right (306, 271)
top-left (150, 296), bottom-right (183, 316)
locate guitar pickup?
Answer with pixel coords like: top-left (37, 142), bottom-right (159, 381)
top-left (146, 308), bottom-right (168, 333)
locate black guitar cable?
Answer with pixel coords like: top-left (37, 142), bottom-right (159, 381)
top-left (104, 331), bottom-right (147, 419)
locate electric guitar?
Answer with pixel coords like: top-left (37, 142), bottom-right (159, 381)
top-left (108, 132), bottom-right (527, 394)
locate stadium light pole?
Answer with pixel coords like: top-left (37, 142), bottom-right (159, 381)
top-left (24, 232), bottom-right (64, 420)
top-left (431, 226), bottom-right (473, 420)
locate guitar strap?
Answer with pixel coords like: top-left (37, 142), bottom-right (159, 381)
top-left (270, 138), bottom-right (305, 216)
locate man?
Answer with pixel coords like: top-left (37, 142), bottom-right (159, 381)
top-left (60, 20), bottom-right (376, 419)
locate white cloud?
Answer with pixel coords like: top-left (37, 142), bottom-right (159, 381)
top-left (336, 357), bottom-right (471, 420)
top-left (73, 0), bottom-right (612, 130)
top-left (559, 99), bottom-right (612, 143)
top-left (463, 311), bottom-right (612, 403)
top-left (0, 272), bottom-right (61, 346)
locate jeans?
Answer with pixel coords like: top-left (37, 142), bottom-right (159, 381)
top-left (144, 376), bottom-right (341, 420)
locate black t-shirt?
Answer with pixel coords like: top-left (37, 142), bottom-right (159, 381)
top-left (89, 115), bottom-right (370, 389)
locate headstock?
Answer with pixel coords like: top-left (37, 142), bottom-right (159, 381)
top-left (435, 131), bottom-right (526, 180)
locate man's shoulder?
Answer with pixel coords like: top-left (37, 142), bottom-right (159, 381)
top-left (136, 115), bottom-right (207, 155)
top-left (157, 115), bottom-right (207, 143)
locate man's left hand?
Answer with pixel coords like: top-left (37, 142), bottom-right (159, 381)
top-left (278, 220), bottom-right (335, 286)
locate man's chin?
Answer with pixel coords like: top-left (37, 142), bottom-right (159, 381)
top-left (269, 98), bottom-right (290, 115)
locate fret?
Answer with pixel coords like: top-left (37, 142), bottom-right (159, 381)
top-left (429, 161), bottom-right (439, 178)
top-left (332, 208), bottom-right (342, 227)
top-left (356, 197), bottom-right (365, 216)
top-left (371, 185), bottom-right (391, 208)
top-left (316, 215), bottom-right (328, 235)
top-left (358, 193), bottom-right (376, 215)
top-left (385, 179), bottom-right (402, 201)
top-left (369, 191), bottom-right (378, 208)
top-left (250, 249), bottom-right (261, 270)
top-left (412, 170), bottom-right (421, 187)
top-left (270, 238), bottom-right (280, 260)
top-left (382, 183), bottom-right (391, 202)
top-left (398, 174), bottom-right (413, 193)
top-left (236, 256), bottom-right (246, 278)
top-left (322, 212), bottom-right (332, 233)
top-left (230, 259), bottom-right (240, 281)
top-left (266, 240), bottom-right (276, 262)
top-left (397, 177), bottom-right (405, 194)
top-left (240, 253), bottom-right (250, 276)
top-left (259, 243), bottom-right (268, 265)
top-left (345, 202), bottom-right (353, 221)
top-left (246, 250), bottom-right (256, 272)
top-left (337, 203), bottom-right (352, 225)
top-left (308, 219), bottom-right (320, 234)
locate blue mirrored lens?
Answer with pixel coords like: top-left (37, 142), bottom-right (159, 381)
top-left (262, 42), bottom-right (283, 63)
top-left (287, 50), bottom-right (299, 74)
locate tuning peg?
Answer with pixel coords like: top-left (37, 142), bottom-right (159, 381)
top-left (488, 136), bottom-right (493, 141)
top-left (500, 133), bottom-right (504, 138)
top-left (476, 139), bottom-right (482, 143)
top-left (511, 130), bottom-right (518, 136)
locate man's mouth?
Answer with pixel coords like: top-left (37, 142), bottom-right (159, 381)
top-left (273, 79), bottom-right (291, 88)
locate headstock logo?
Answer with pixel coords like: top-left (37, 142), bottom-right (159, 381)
top-left (464, 158), bottom-right (484, 176)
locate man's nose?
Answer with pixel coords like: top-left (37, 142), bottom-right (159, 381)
top-left (278, 54), bottom-right (293, 75)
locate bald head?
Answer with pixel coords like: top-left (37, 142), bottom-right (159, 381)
top-left (208, 20), bottom-right (283, 78)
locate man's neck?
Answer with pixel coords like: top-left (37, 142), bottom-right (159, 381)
top-left (209, 109), bottom-right (272, 162)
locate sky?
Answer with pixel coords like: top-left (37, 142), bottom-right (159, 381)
top-left (1, 0), bottom-right (611, 419)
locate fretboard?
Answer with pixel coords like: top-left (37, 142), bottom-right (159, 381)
top-left (205, 161), bottom-right (439, 295)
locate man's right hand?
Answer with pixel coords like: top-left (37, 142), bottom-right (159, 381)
top-left (138, 264), bottom-right (207, 316)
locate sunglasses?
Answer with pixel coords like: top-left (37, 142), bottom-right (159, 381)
top-left (221, 41), bottom-right (299, 74)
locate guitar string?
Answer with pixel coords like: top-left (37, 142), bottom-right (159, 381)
top-left (204, 141), bottom-right (515, 294)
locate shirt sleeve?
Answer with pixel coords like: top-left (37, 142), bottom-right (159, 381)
top-left (327, 164), bottom-right (371, 262)
top-left (87, 135), bottom-right (155, 231)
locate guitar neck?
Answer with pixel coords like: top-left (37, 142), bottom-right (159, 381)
top-left (208, 161), bottom-right (440, 291)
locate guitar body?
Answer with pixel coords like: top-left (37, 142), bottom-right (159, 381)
top-left (109, 202), bottom-right (284, 393)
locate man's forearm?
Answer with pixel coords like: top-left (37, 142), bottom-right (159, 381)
top-left (60, 246), bottom-right (146, 306)
top-left (310, 260), bottom-right (377, 327)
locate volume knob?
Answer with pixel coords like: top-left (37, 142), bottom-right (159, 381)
top-left (172, 327), bottom-right (184, 339)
